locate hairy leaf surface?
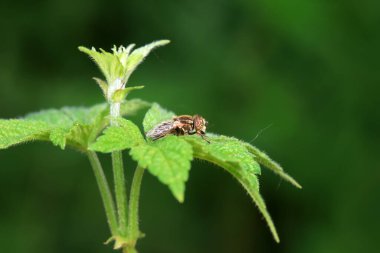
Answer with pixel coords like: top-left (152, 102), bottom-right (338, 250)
top-left (183, 134), bottom-right (279, 242)
top-left (120, 99), bottom-right (151, 117)
top-left (78, 46), bottom-right (124, 84)
top-left (90, 118), bottom-right (144, 153)
top-left (244, 143), bottom-right (302, 189)
top-left (184, 134), bottom-right (261, 175)
top-left (130, 136), bottom-right (193, 202)
top-left (0, 99), bottom-right (149, 150)
top-left (0, 119), bottom-right (50, 149)
top-left (79, 40), bottom-right (169, 84)
top-left (125, 40), bottom-right (170, 78)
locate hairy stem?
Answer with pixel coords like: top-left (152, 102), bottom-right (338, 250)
top-left (87, 151), bottom-right (118, 235)
top-left (112, 151), bottom-right (128, 236)
top-left (127, 166), bottom-right (145, 242)
top-left (110, 101), bottom-right (128, 236)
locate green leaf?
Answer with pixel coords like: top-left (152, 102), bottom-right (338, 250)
top-left (120, 99), bottom-right (151, 117)
top-left (25, 103), bottom-right (107, 127)
top-left (93, 77), bottom-right (108, 97)
top-left (142, 103), bottom-right (175, 133)
top-left (183, 134), bottom-right (279, 242)
top-left (112, 86), bottom-right (144, 103)
top-left (233, 172), bottom-right (280, 243)
top-left (79, 46), bottom-right (124, 84)
top-left (90, 118), bottom-right (144, 153)
top-left (25, 108), bottom-right (75, 128)
top-left (49, 128), bottom-right (68, 150)
top-left (79, 40), bottom-right (170, 85)
top-left (0, 119), bottom-right (50, 149)
top-left (1, 99), bottom-right (150, 151)
top-left (24, 104), bottom-right (108, 149)
top-left (130, 136), bottom-right (193, 202)
top-left (183, 134), bottom-right (261, 175)
top-left (125, 40), bottom-right (170, 79)
top-left (244, 143), bottom-right (302, 189)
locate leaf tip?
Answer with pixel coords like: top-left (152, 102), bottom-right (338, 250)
top-left (274, 234), bottom-right (280, 243)
top-left (282, 172), bottom-right (303, 189)
top-left (78, 46), bottom-right (88, 52)
top-left (175, 194), bottom-right (185, 203)
top-left (158, 39), bottom-right (170, 46)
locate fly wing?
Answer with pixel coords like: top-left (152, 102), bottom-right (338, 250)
top-left (146, 120), bottom-right (175, 140)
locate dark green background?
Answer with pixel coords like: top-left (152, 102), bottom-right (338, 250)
top-left (0, 0), bottom-right (378, 252)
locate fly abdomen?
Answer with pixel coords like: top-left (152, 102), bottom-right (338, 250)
top-left (146, 120), bottom-right (175, 140)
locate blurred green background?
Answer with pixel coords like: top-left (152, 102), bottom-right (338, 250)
top-left (0, 0), bottom-right (379, 252)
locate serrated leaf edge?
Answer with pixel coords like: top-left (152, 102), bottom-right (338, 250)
top-left (193, 152), bottom-right (280, 243)
top-left (244, 143), bottom-right (302, 189)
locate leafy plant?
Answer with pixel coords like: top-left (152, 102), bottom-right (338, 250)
top-left (0, 40), bottom-right (301, 253)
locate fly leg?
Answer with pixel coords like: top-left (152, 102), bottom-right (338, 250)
top-left (174, 127), bottom-right (186, 136)
top-left (200, 134), bottom-right (211, 144)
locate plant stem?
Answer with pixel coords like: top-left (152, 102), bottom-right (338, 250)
top-left (87, 151), bottom-right (118, 235)
top-left (127, 166), bottom-right (145, 242)
top-left (110, 101), bottom-right (128, 236)
top-left (112, 151), bottom-right (128, 236)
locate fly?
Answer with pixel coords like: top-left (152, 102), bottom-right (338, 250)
top-left (146, 115), bottom-right (210, 143)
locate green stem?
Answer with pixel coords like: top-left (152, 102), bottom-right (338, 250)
top-left (87, 151), bottom-right (118, 235)
top-left (109, 101), bottom-right (128, 236)
top-left (112, 150), bottom-right (128, 236)
top-left (127, 166), bottom-right (145, 244)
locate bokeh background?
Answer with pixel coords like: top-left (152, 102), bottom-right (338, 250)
top-left (0, 0), bottom-right (379, 253)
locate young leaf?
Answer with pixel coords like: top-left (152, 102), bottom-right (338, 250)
top-left (143, 103), bottom-right (175, 133)
top-left (93, 77), bottom-right (108, 97)
top-left (90, 118), bottom-right (144, 153)
top-left (112, 86), bottom-right (144, 103)
top-left (0, 119), bottom-right (50, 149)
top-left (244, 143), bottom-right (302, 189)
top-left (78, 46), bottom-right (124, 84)
top-left (125, 40), bottom-right (170, 79)
top-left (130, 136), bottom-right (193, 202)
top-left (79, 40), bottom-right (170, 86)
